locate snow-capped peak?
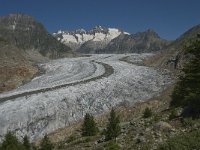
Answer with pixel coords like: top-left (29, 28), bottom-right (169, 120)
top-left (75, 28), bottom-right (86, 33)
top-left (124, 32), bottom-right (130, 35)
top-left (53, 26), bottom-right (130, 50)
top-left (57, 30), bottom-right (62, 34)
top-left (94, 25), bottom-right (103, 30)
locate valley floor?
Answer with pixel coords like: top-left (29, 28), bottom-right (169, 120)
top-left (0, 54), bottom-right (172, 141)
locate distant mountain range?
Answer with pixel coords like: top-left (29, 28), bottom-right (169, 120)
top-left (53, 26), bottom-right (129, 53)
top-left (53, 27), bottom-right (170, 53)
top-left (54, 23), bottom-right (200, 54)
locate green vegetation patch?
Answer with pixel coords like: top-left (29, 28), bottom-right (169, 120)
top-left (159, 129), bottom-right (200, 150)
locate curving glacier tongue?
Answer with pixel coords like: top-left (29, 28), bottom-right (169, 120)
top-left (0, 54), bottom-right (172, 141)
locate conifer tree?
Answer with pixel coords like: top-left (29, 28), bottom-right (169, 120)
top-left (143, 107), bottom-right (152, 118)
top-left (23, 135), bottom-right (31, 150)
top-left (82, 113), bottom-right (98, 136)
top-left (0, 131), bottom-right (25, 150)
top-left (171, 37), bottom-right (200, 117)
top-left (39, 134), bottom-right (53, 150)
top-left (105, 108), bottom-right (121, 141)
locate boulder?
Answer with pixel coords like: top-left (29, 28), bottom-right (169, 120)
top-left (153, 121), bottom-right (173, 132)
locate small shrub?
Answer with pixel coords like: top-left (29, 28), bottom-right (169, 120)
top-left (143, 107), bottom-right (152, 118)
top-left (95, 147), bottom-right (104, 150)
top-left (0, 37), bottom-right (7, 43)
top-left (169, 108), bottom-right (178, 120)
top-left (70, 137), bottom-right (92, 145)
top-left (153, 114), bottom-right (161, 122)
top-left (104, 140), bottom-right (121, 150)
top-left (73, 139), bottom-right (85, 145)
top-left (39, 134), bottom-right (54, 150)
top-left (85, 137), bottom-right (92, 142)
top-left (31, 144), bottom-right (38, 150)
top-left (57, 142), bottom-right (65, 149)
top-left (181, 117), bottom-right (195, 127)
top-left (66, 135), bottom-right (76, 143)
top-left (72, 140), bottom-right (82, 145)
top-left (158, 129), bottom-right (200, 150)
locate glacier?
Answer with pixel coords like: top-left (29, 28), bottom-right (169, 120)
top-left (0, 54), bottom-right (172, 141)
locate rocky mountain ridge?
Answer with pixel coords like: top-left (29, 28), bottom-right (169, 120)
top-left (100, 29), bottom-right (170, 53)
top-left (168, 24), bottom-right (200, 49)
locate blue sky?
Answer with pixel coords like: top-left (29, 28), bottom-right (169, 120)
top-left (1, 0), bottom-right (200, 39)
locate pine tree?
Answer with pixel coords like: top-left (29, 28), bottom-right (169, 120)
top-left (105, 108), bottom-right (121, 141)
top-left (39, 134), bottom-right (53, 150)
top-left (171, 37), bottom-right (200, 117)
top-left (82, 113), bottom-right (98, 136)
top-left (23, 135), bottom-right (31, 150)
top-left (0, 132), bottom-right (25, 150)
top-left (143, 107), bottom-right (152, 118)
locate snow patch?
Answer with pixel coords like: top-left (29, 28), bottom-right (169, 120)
top-left (124, 32), bottom-right (130, 35)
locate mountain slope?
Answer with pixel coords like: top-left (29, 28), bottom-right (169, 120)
top-left (144, 24), bottom-right (200, 71)
top-left (168, 24), bottom-right (200, 49)
top-left (100, 29), bottom-right (170, 53)
top-left (0, 39), bottom-right (37, 92)
top-left (0, 13), bottom-right (74, 59)
top-left (0, 13), bottom-right (76, 92)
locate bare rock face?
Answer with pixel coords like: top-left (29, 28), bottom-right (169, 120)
top-left (0, 13), bottom-right (74, 59)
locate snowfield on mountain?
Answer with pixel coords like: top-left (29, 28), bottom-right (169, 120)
top-left (53, 26), bottom-right (129, 50)
top-left (0, 54), bottom-right (172, 141)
